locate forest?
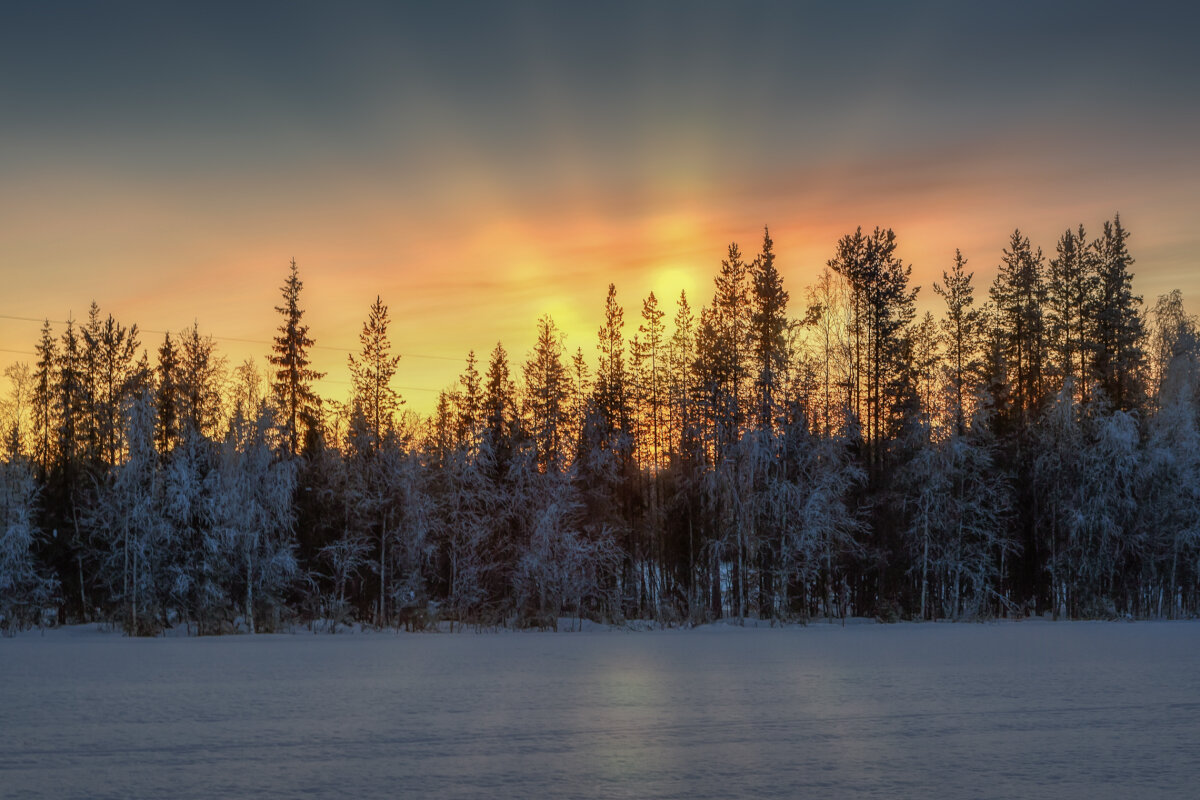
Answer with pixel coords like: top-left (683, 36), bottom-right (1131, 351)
top-left (2, 214), bottom-right (1198, 635)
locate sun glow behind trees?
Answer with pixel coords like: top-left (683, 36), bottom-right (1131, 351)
top-left (5, 213), bottom-right (1200, 636)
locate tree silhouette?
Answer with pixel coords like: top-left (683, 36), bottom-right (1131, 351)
top-left (270, 259), bottom-right (324, 457)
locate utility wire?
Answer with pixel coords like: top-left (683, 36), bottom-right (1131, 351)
top-left (0, 313), bottom-right (461, 362)
top-left (0, 313), bottom-right (454, 394)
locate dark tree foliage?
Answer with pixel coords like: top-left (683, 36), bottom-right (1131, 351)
top-left (4, 215), bottom-right (1197, 636)
top-left (270, 259), bottom-right (324, 458)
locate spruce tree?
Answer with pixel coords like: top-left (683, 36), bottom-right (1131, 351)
top-left (828, 227), bottom-right (916, 468)
top-left (483, 341), bottom-right (517, 460)
top-left (57, 318), bottom-right (83, 474)
top-left (1092, 214), bottom-right (1144, 410)
top-left (712, 242), bottom-right (750, 446)
top-left (269, 259), bottom-right (324, 457)
top-left (933, 249), bottom-right (981, 433)
top-left (155, 333), bottom-right (179, 456)
top-left (594, 283), bottom-right (630, 437)
top-left (177, 323), bottom-right (224, 440)
top-left (31, 321), bottom-right (57, 477)
top-left (989, 229), bottom-right (1047, 424)
top-left (750, 226), bottom-right (789, 430)
top-left (347, 295), bottom-right (403, 450)
top-left (637, 292), bottom-right (667, 472)
top-left (1046, 225), bottom-right (1097, 402)
top-left (522, 316), bottom-right (569, 471)
top-left (667, 290), bottom-right (695, 458)
top-left (457, 350), bottom-right (482, 451)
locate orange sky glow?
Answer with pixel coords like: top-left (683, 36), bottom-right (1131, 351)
top-left (2, 3), bottom-right (1197, 415)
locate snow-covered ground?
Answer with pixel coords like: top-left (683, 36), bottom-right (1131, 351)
top-left (2, 621), bottom-right (1198, 799)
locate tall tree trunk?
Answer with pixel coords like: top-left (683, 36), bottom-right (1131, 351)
top-left (246, 556), bottom-right (255, 635)
top-left (920, 518), bottom-right (929, 622)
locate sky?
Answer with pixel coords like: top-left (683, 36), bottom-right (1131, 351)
top-left (2, 1), bottom-right (1198, 414)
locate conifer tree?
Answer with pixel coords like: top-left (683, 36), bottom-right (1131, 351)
top-left (177, 324), bottom-right (224, 440)
top-left (347, 295), bottom-right (403, 450)
top-left (989, 230), bottom-right (1047, 424)
top-left (666, 290), bottom-right (696, 458)
top-left (522, 316), bottom-right (569, 471)
top-left (828, 227), bottom-right (917, 468)
top-left (86, 311), bottom-right (139, 467)
top-left (57, 318), bottom-right (83, 474)
top-left (594, 283), bottom-right (630, 437)
top-left (1046, 225), bottom-right (1097, 402)
top-left (750, 226), bottom-right (789, 430)
top-left (31, 321), bottom-right (57, 477)
top-left (1092, 214), bottom-right (1144, 410)
top-left (155, 333), bottom-right (180, 456)
top-left (567, 346), bottom-right (591, 456)
top-left (456, 350), bottom-right (482, 451)
top-left (711, 242), bottom-right (751, 448)
top-left (270, 259), bottom-right (324, 457)
top-left (483, 342), bottom-right (517, 458)
top-left (637, 292), bottom-right (666, 471)
top-left (934, 250), bottom-right (981, 433)
top-left (79, 303), bottom-right (103, 466)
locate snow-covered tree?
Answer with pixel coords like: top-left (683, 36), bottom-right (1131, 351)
top-left (1141, 339), bottom-right (1200, 616)
top-left (0, 456), bottom-right (57, 634)
top-left (512, 472), bottom-right (619, 628)
top-left (88, 389), bottom-right (172, 634)
top-left (902, 418), bottom-right (1013, 620)
top-left (207, 408), bottom-right (297, 633)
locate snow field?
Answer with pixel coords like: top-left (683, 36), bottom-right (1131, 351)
top-left (1, 620), bottom-right (1198, 799)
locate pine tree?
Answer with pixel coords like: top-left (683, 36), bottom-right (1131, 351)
top-left (177, 323), bottom-right (224, 440)
top-left (1092, 214), bottom-right (1144, 410)
top-left (347, 295), bottom-right (403, 450)
top-left (155, 333), bottom-right (180, 456)
top-left (85, 311), bottom-right (139, 467)
top-left (666, 290), bottom-right (696, 459)
top-left (933, 250), bottom-right (981, 433)
top-left (79, 303), bottom-right (103, 466)
top-left (567, 347), bottom-right (591, 457)
top-left (750, 226), bottom-right (789, 431)
top-left (989, 229), bottom-right (1047, 425)
top-left (430, 390), bottom-right (455, 465)
top-left (456, 350), bottom-right (482, 451)
top-left (270, 259), bottom-right (324, 457)
top-left (637, 292), bottom-right (667, 471)
top-left (57, 318), bottom-right (83, 474)
top-left (31, 321), bottom-right (57, 478)
top-left (828, 227), bottom-right (917, 467)
top-left (1046, 225), bottom-right (1097, 402)
top-left (483, 342), bottom-right (517, 463)
top-left (522, 316), bottom-right (569, 471)
top-left (711, 242), bottom-right (751, 449)
top-left (594, 283), bottom-right (630, 437)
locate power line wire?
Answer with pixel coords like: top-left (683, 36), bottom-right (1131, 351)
top-left (0, 313), bottom-right (461, 362)
top-left (0, 313), bottom-right (454, 394)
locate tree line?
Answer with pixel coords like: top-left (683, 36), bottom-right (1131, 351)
top-left (3, 216), bottom-right (1199, 634)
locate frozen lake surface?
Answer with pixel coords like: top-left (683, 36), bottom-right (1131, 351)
top-left (2, 621), bottom-right (1199, 799)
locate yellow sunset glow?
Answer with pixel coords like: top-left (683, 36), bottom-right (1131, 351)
top-left (1, 5), bottom-right (1197, 419)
